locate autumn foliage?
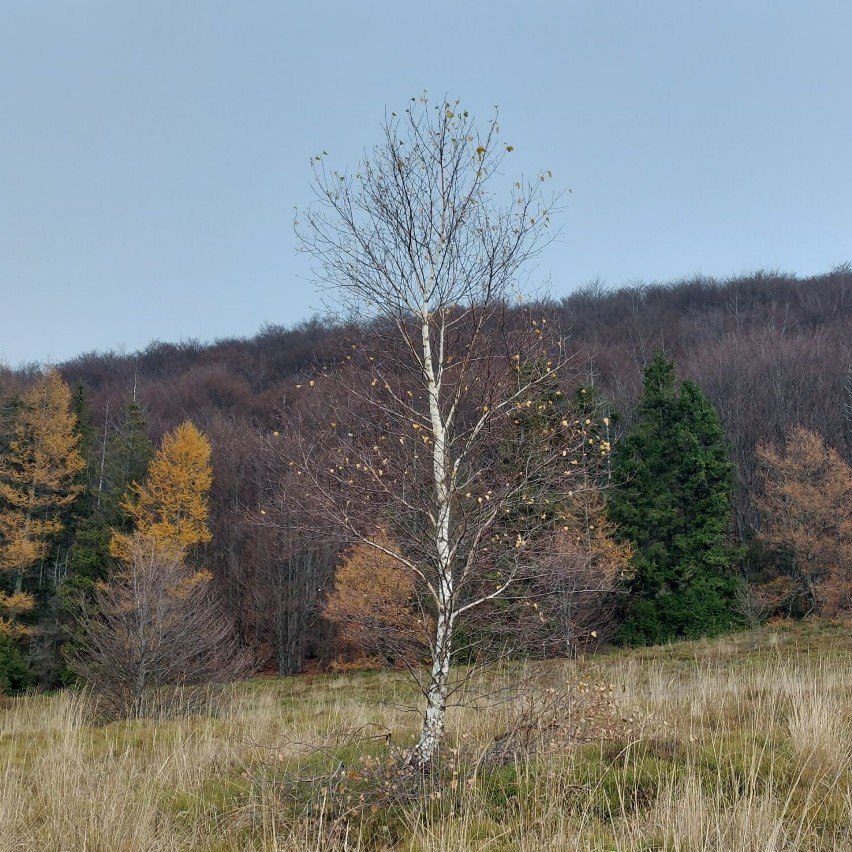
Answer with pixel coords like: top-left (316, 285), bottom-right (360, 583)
top-left (546, 491), bottom-right (634, 649)
top-left (2, 264), bottom-right (852, 692)
top-left (0, 371), bottom-right (84, 636)
top-left (111, 421), bottom-right (213, 562)
top-left (71, 421), bottom-right (246, 716)
top-left (323, 531), bottom-right (428, 668)
top-left (756, 426), bottom-right (852, 616)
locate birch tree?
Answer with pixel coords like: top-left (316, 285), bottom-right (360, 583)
top-left (294, 96), bottom-right (585, 767)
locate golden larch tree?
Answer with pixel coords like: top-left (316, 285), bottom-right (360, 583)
top-left (75, 422), bottom-right (237, 716)
top-left (111, 421), bottom-right (213, 562)
top-left (0, 370), bottom-right (84, 634)
top-left (323, 530), bottom-right (428, 667)
top-left (756, 426), bottom-right (852, 615)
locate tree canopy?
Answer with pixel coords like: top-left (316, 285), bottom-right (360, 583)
top-left (0, 371), bottom-right (84, 635)
top-left (609, 351), bottom-right (741, 644)
top-left (111, 420), bottom-right (212, 562)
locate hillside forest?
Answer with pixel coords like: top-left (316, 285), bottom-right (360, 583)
top-left (1, 263), bottom-right (851, 701)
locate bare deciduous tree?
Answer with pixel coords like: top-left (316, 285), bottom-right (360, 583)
top-left (67, 536), bottom-right (251, 718)
top-left (292, 96), bottom-right (596, 766)
top-left (250, 519), bottom-right (338, 675)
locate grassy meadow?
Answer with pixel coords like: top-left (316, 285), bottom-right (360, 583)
top-left (1, 620), bottom-right (851, 850)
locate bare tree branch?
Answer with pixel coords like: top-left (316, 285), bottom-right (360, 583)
top-left (291, 95), bottom-right (591, 768)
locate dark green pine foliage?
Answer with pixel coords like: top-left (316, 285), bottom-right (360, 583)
top-left (104, 398), bottom-right (155, 510)
top-left (609, 351), bottom-right (742, 645)
top-left (39, 383), bottom-right (99, 581)
top-left (65, 385), bottom-right (112, 583)
top-left (454, 358), bottom-right (571, 659)
top-left (0, 633), bottom-right (31, 695)
top-left (59, 395), bottom-right (156, 685)
top-left (0, 390), bottom-right (23, 458)
top-left (68, 396), bottom-right (154, 581)
top-left (29, 383), bottom-right (96, 687)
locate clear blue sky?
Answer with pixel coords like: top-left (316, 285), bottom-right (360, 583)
top-left (2, 1), bottom-right (850, 366)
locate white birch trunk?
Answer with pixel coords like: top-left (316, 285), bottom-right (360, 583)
top-left (409, 606), bottom-right (453, 767)
top-left (408, 305), bottom-right (455, 767)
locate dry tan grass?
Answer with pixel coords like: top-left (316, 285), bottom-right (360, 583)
top-left (0, 620), bottom-right (849, 850)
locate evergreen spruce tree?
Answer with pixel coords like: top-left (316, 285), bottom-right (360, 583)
top-left (500, 358), bottom-right (571, 532)
top-left (609, 351), bottom-right (741, 644)
top-left (62, 393), bottom-right (155, 683)
top-left (32, 383), bottom-right (97, 685)
top-left (68, 396), bottom-right (154, 582)
top-left (62, 384), bottom-right (99, 573)
top-left (105, 398), bottom-right (155, 506)
top-left (0, 391), bottom-right (24, 458)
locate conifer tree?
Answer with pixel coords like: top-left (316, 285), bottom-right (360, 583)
top-left (111, 421), bottom-right (212, 561)
top-left (483, 371), bottom-right (630, 655)
top-left (104, 398), bottom-right (155, 511)
top-left (69, 396), bottom-right (154, 582)
top-left (0, 371), bottom-right (84, 633)
top-left (70, 384), bottom-right (96, 486)
top-left (756, 426), bottom-right (852, 615)
top-left (609, 351), bottom-right (741, 644)
top-left (0, 389), bottom-right (24, 458)
top-left (323, 530), bottom-right (428, 666)
top-left (39, 383), bottom-right (101, 685)
top-left (60, 384), bottom-right (99, 574)
top-left (74, 423), bottom-right (238, 715)
top-left (500, 357), bottom-right (572, 532)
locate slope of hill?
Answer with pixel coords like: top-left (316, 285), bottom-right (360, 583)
top-left (2, 266), bottom-right (850, 673)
